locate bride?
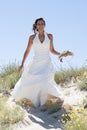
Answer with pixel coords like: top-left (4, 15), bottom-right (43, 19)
top-left (11, 18), bottom-right (65, 108)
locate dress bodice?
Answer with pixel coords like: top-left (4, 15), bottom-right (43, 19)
top-left (33, 32), bottom-right (50, 59)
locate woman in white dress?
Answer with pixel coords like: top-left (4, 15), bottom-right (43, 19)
top-left (11, 18), bottom-right (64, 107)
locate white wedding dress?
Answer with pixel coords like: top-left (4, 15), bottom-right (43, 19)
top-left (11, 32), bottom-right (63, 107)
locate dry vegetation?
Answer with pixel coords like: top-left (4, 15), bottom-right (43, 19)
top-left (0, 62), bottom-right (87, 130)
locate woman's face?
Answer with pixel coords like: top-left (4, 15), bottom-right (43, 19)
top-left (36, 20), bottom-right (45, 32)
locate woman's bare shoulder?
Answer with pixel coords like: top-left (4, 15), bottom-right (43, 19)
top-left (47, 33), bottom-right (53, 40)
top-left (28, 34), bottom-right (36, 43)
top-left (29, 34), bottom-right (36, 40)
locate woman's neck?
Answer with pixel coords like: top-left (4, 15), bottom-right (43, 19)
top-left (38, 31), bottom-right (44, 36)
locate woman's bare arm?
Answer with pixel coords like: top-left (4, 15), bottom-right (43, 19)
top-left (48, 34), bottom-right (60, 55)
top-left (18, 35), bottom-right (35, 72)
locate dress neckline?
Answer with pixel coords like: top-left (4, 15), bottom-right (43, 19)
top-left (37, 31), bottom-right (46, 44)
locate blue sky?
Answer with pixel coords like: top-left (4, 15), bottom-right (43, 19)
top-left (0, 0), bottom-right (87, 69)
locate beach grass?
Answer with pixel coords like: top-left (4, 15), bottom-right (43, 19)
top-left (0, 62), bottom-right (87, 130)
top-left (55, 66), bottom-right (87, 90)
top-left (62, 108), bottom-right (87, 130)
top-left (0, 96), bottom-right (25, 130)
top-left (0, 62), bottom-right (21, 90)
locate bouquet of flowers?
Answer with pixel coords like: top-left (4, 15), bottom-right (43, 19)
top-left (59, 51), bottom-right (74, 62)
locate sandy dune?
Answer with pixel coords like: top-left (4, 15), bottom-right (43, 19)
top-left (11, 83), bottom-right (87, 130)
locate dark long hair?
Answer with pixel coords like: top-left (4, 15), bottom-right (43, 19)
top-left (32, 18), bottom-right (46, 33)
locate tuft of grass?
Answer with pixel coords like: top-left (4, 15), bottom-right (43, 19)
top-left (0, 127), bottom-right (13, 130)
top-left (0, 62), bottom-right (21, 90)
top-left (55, 66), bottom-right (87, 90)
top-left (0, 96), bottom-right (25, 128)
top-left (55, 67), bottom-right (80, 84)
top-left (61, 108), bottom-right (87, 130)
top-left (78, 78), bottom-right (87, 91)
top-left (0, 62), bottom-right (19, 77)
